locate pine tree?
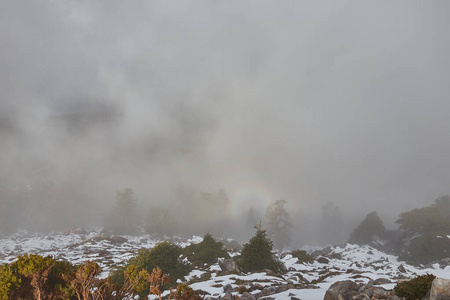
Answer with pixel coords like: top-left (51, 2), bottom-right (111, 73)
top-left (348, 211), bottom-right (386, 245)
top-left (105, 188), bottom-right (139, 235)
top-left (239, 222), bottom-right (285, 273)
top-left (145, 207), bottom-right (178, 238)
top-left (265, 200), bottom-right (292, 251)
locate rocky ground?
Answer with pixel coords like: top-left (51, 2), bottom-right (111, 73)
top-left (1, 228), bottom-right (450, 300)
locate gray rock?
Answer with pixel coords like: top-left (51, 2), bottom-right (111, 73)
top-left (374, 278), bottom-right (392, 285)
top-left (430, 278), bottom-right (450, 300)
top-left (241, 292), bottom-right (256, 300)
top-left (398, 264), bottom-right (406, 273)
top-left (317, 257), bottom-right (330, 264)
top-left (263, 269), bottom-right (276, 276)
top-left (386, 296), bottom-right (402, 300)
top-left (371, 286), bottom-right (392, 299)
top-left (223, 283), bottom-right (233, 293)
top-left (219, 258), bottom-right (241, 273)
top-left (324, 280), bottom-right (359, 300)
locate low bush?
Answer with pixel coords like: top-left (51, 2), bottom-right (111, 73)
top-left (394, 273), bottom-right (435, 300)
top-left (169, 283), bottom-right (203, 300)
top-left (0, 254), bottom-right (83, 300)
top-left (183, 233), bottom-right (229, 266)
top-left (110, 241), bottom-right (192, 297)
top-left (290, 250), bottom-right (314, 264)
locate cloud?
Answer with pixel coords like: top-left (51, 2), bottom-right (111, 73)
top-left (1, 1), bottom-right (450, 239)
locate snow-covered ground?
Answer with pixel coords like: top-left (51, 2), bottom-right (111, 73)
top-left (1, 229), bottom-right (449, 300)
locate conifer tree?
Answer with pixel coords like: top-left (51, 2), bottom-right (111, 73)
top-left (105, 188), bottom-right (139, 235)
top-left (349, 211), bottom-right (386, 245)
top-left (265, 200), bottom-right (292, 251)
top-left (239, 222), bottom-right (285, 273)
top-left (145, 207), bottom-right (178, 238)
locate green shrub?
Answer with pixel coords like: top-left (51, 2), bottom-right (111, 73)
top-left (13, 253), bottom-right (55, 276)
top-left (183, 233), bottom-right (229, 266)
top-left (0, 264), bottom-right (20, 300)
top-left (0, 254), bottom-right (78, 300)
top-left (394, 274), bottom-right (435, 300)
top-left (238, 223), bottom-right (286, 273)
top-left (291, 250), bottom-right (314, 264)
top-left (111, 241), bottom-right (192, 297)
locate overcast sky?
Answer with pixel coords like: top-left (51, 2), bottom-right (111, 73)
top-left (1, 1), bottom-right (450, 230)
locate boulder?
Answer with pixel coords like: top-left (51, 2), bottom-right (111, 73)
top-left (263, 269), bottom-right (276, 276)
top-left (223, 284), bottom-right (234, 293)
top-left (241, 292), bottom-right (256, 300)
top-left (430, 278), bottom-right (450, 300)
top-left (219, 258), bottom-right (241, 273)
top-left (374, 278), bottom-right (392, 285)
top-left (397, 264), bottom-right (406, 273)
top-left (317, 257), bottom-right (330, 264)
top-left (324, 280), bottom-right (359, 300)
top-left (371, 286), bottom-right (393, 299)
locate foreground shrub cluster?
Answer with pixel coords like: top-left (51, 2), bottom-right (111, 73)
top-left (0, 241), bottom-right (198, 300)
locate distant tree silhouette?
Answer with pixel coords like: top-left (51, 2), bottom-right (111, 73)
top-left (397, 205), bottom-right (450, 265)
top-left (104, 188), bottom-right (139, 235)
top-left (145, 207), bottom-right (178, 238)
top-left (396, 206), bottom-right (447, 236)
top-left (432, 195), bottom-right (450, 219)
top-left (265, 200), bottom-right (292, 251)
top-left (349, 211), bottom-right (386, 245)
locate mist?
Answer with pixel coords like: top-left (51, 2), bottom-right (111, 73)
top-left (1, 1), bottom-right (450, 246)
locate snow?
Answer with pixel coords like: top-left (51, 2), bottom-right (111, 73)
top-left (1, 231), bottom-right (450, 300)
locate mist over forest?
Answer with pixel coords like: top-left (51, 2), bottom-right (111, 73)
top-left (1, 1), bottom-right (450, 247)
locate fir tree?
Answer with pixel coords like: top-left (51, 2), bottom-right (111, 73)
top-left (105, 188), bottom-right (139, 235)
top-left (265, 200), bottom-right (292, 251)
top-left (349, 211), bottom-right (386, 245)
top-left (145, 207), bottom-right (178, 238)
top-left (239, 222), bottom-right (285, 273)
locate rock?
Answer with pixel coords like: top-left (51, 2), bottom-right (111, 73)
top-left (317, 257), bottom-right (330, 264)
top-left (223, 284), bottom-right (234, 293)
top-left (219, 258), bottom-right (241, 273)
top-left (353, 295), bottom-right (370, 300)
top-left (222, 291), bottom-right (233, 300)
top-left (397, 264), bottom-right (406, 273)
top-left (386, 296), bottom-right (402, 300)
top-left (374, 278), bottom-right (392, 285)
top-left (241, 292), bottom-right (256, 300)
top-left (430, 278), bottom-right (450, 300)
top-left (263, 269), bottom-right (276, 276)
top-left (324, 280), bottom-right (359, 300)
top-left (291, 297), bottom-right (301, 300)
top-left (371, 286), bottom-right (392, 299)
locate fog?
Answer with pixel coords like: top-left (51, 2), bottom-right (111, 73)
top-left (1, 1), bottom-right (450, 246)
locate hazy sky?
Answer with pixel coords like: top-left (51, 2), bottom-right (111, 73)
top-left (1, 1), bottom-right (450, 230)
